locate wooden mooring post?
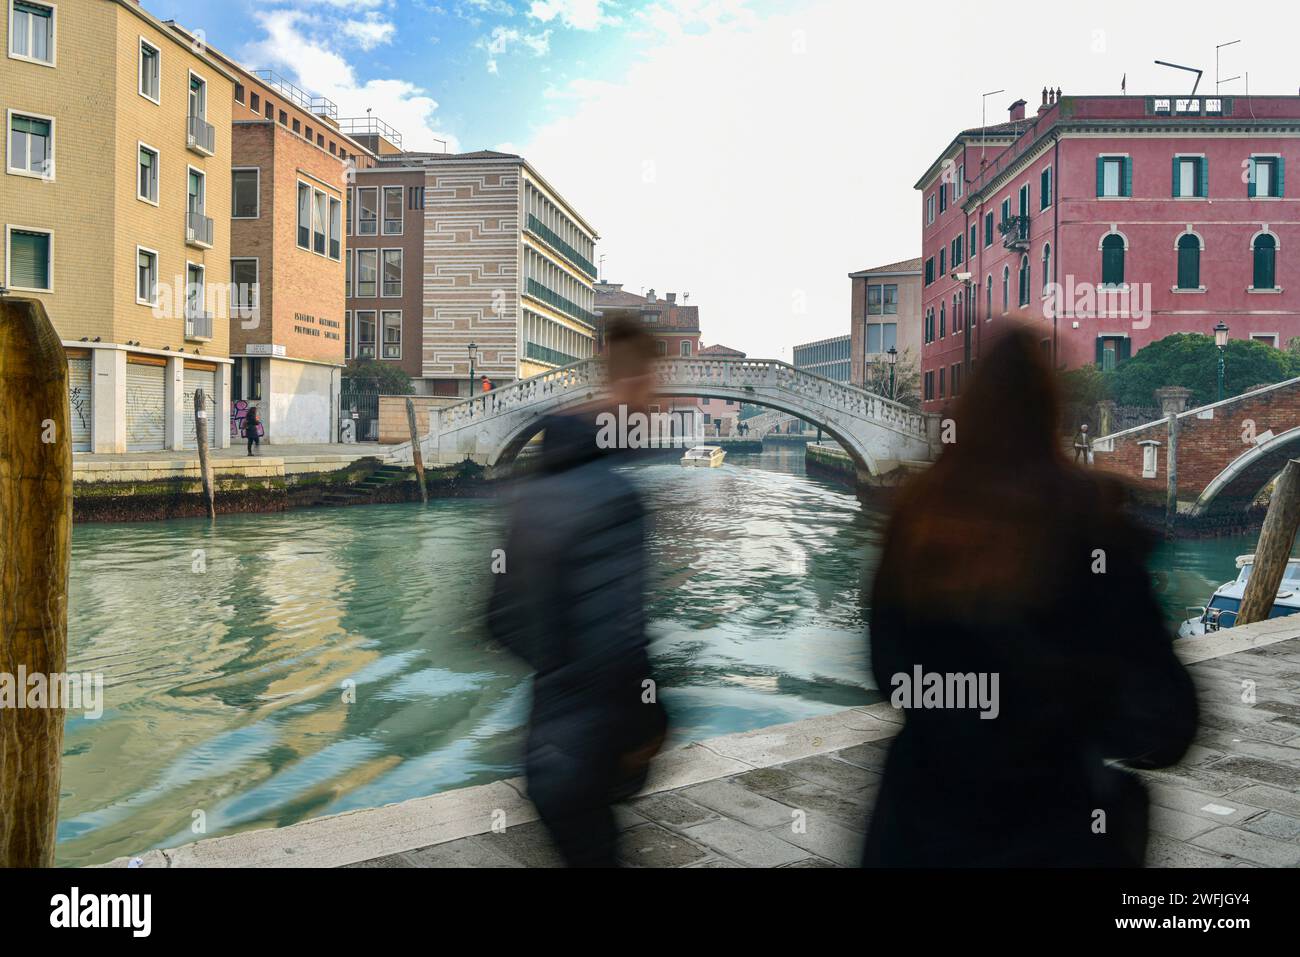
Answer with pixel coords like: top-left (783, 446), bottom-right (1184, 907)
top-left (195, 387), bottom-right (216, 519)
top-left (1237, 458), bottom-right (1300, 626)
top-left (0, 297), bottom-right (72, 867)
top-left (406, 397), bottom-right (428, 504)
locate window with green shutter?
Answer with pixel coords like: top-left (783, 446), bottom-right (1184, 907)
top-left (1249, 156), bottom-right (1284, 198)
top-left (1177, 234), bottom-right (1201, 289)
top-left (8, 228), bottom-right (51, 290)
top-left (1253, 234), bottom-right (1277, 290)
top-left (1099, 156), bottom-right (1129, 197)
top-left (1040, 166), bottom-right (1052, 209)
top-left (10, 1), bottom-right (55, 64)
top-left (1101, 233), bottom-right (1125, 286)
top-left (9, 113), bottom-right (52, 177)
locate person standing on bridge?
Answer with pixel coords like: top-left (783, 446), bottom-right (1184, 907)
top-left (861, 324), bottom-right (1197, 868)
top-left (487, 317), bottom-right (668, 867)
top-left (1073, 422), bottom-right (1091, 464)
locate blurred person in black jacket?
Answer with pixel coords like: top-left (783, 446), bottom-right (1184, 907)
top-left (862, 324), bottom-right (1197, 867)
top-left (487, 318), bottom-right (668, 867)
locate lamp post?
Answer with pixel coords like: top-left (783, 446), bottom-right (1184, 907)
top-left (467, 340), bottom-right (478, 412)
top-left (1214, 322), bottom-right (1229, 402)
top-left (886, 346), bottom-right (898, 401)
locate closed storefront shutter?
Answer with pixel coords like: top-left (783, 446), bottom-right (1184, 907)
top-left (126, 359), bottom-right (167, 452)
top-left (67, 354), bottom-right (92, 452)
top-left (182, 362), bottom-right (217, 449)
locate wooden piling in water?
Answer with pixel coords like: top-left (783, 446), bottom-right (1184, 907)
top-left (0, 297), bottom-right (72, 867)
top-left (1237, 458), bottom-right (1300, 626)
top-left (406, 397), bottom-right (428, 504)
top-left (195, 387), bottom-right (216, 519)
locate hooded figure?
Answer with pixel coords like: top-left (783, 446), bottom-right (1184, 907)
top-left (487, 320), bottom-right (668, 867)
top-left (862, 325), bottom-right (1196, 867)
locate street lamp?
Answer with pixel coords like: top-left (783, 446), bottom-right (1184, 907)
top-left (886, 346), bottom-right (898, 401)
top-left (1213, 322), bottom-right (1229, 401)
top-left (467, 341), bottom-right (478, 411)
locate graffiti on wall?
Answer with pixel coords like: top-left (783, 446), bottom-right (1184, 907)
top-left (230, 399), bottom-right (265, 439)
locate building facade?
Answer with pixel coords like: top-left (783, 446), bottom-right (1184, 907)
top-left (793, 334), bottom-right (851, 383)
top-left (918, 90), bottom-right (1300, 413)
top-left (698, 344), bottom-right (746, 435)
top-left (2, 0), bottom-right (235, 452)
top-left (592, 283), bottom-right (700, 357)
top-left (848, 257), bottom-right (922, 393)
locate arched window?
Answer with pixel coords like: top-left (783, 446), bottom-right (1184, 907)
top-left (953, 293), bottom-right (962, 332)
top-left (986, 275), bottom-right (992, 320)
top-left (1177, 233), bottom-right (1201, 290)
top-left (1253, 233), bottom-right (1277, 290)
top-left (1018, 254), bottom-right (1030, 306)
top-left (939, 303), bottom-right (946, 339)
top-left (1041, 242), bottom-right (1052, 295)
top-left (1001, 265), bottom-right (1010, 312)
top-left (1101, 233), bottom-right (1126, 286)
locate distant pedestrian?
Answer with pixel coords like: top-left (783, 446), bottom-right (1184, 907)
top-left (1073, 423), bottom-right (1091, 464)
top-left (244, 406), bottom-right (261, 456)
top-left (481, 375), bottom-right (492, 393)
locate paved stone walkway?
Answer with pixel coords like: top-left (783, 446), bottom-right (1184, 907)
top-left (347, 635), bottom-right (1300, 869)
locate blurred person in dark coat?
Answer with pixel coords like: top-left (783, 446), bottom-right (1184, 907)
top-left (487, 319), bottom-right (668, 867)
top-left (862, 325), bottom-right (1197, 867)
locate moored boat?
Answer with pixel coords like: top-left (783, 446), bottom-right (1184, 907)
top-left (1178, 553), bottom-right (1300, 638)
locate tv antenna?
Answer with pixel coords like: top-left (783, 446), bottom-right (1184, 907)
top-left (1154, 59), bottom-right (1203, 94)
top-left (980, 89), bottom-right (1005, 167)
top-left (1215, 40), bottom-right (1241, 93)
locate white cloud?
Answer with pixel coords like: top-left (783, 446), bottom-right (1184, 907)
top-left (243, 10), bottom-right (458, 153)
top-left (342, 16), bottom-right (397, 52)
top-left (479, 25), bottom-right (552, 74)
top-left (528, 0), bottom-right (620, 31)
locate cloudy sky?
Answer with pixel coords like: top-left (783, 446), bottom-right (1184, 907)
top-left (151, 0), bottom-right (1293, 359)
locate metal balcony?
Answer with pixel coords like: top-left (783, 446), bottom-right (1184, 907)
top-left (186, 211), bottom-right (213, 248)
top-left (999, 214), bottom-right (1031, 250)
top-left (187, 114), bottom-right (216, 155)
top-left (185, 311), bottom-right (213, 340)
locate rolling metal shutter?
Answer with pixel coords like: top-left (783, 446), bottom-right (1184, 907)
top-left (125, 360), bottom-right (166, 452)
top-left (67, 355), bottom-right (92, 452)
top-left (182, 363), bottom-right (217, 449)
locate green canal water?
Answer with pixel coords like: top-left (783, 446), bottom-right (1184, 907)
top-left (59, 447), bottom-right (1256, 865)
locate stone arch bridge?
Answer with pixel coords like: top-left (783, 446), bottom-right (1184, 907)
top-left (1091, 376), bottom-right (1300, 519)
top-left (386, 357), bottom-right (933, 481)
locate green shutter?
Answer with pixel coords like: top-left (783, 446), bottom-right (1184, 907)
top-left (1096, 156), bottom-right (1104, 197)
top-left (1095, 337), bottom-right (1105, 367)
top-left (11, 115), bottom-right (50, 136)
top-left (1172, 156), bottom-right (1180, 197)
top-left (1279, 158), bottom-right (1286, 197)
top-left (1119, 337), bottom-right (1132, 363)
top-left (1248, 158), bottom-right (1257, 198)
top-left (9, 229), bottom-right (50, 289)
top-left (1198, 157), bottom-right (1208, 198)
top-left (1123, 157), bottom-right (1133, 197)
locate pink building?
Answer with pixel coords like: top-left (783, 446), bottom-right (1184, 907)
top-left (916, 89), bottom-right (1300, 414)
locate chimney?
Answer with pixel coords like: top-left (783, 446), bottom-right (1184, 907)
top-left (1009, 98), bottom-right (1027, 122)
top-left (1039, 87), bottom-right (1051, 115)
top-left (646, 288), bottom-right (656, 302)
top-left (666, 292), bottom-right (676, 304)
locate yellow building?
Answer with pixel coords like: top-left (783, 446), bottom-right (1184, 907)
top-left (1, 0), bottom-right (234, 451)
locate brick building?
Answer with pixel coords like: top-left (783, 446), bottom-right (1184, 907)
top-left (916, 89), bottom-right (1300, 414)
top-left (592, 283), bottom-right (701, 358)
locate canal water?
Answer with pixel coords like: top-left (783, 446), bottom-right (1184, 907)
top-left (59, 447), bottom-right (1257, 865)
top-left (60, 447), bottom-right (880, 865)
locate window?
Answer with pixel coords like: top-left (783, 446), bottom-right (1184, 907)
top-left (10, 1), bottom-right (55, 65)
top-left (346, 188), bottom-right (353, 236)
top-left (1141, 442), bottom-right (1159, 479)
top-left (1252, 334), bottom-right (1278, 347)
top-left (681, 340), bottom-right (692, 357)
top-left (1001, 265), bottom-right (1009, 312)
top-left (137, 143), bottom-right (158, 203)
top-left (939, 183), bottom-right (947, 213)
top-left (984, 211), bottom-right (993, 247)
top-left (7, 226), bottom-right (51, 290)
top-left (1101, 233), bottom-right (1125, 286)
top-left (188, 72), bottom-right (206, 121)
top-left (1041, 242), bottom-right (1052, 295)
top-left (866, 323), bottom-right (897, 354)
top-left (264, 100), bottom-right (273, 120)
top-left (867, 284), bottom-right (881, 315)
top-left (1097, 155), bottom-right (1130, 197)
top-left (1172, 155), bottom-right (1207, 198)
top-left (185, 262), bottom-right (205, 320)
top-left (382, 186), bottom-right (403, 234)
top-left (939, 304), bottom-right (945, 339)
top-left (1096, 335), bottom-right (1130, 371)
top-left (985, 275), bottom-right (992, 320)
top-left (1176, 233), bottom-right (1201, 289)
top-left (1040, 166), bottom-right (1053, 209)
top-left (969, 224), bottom-right (977, 258)
top-left (136, 247), bottom-right (157, 305)
top-left (250, 92), bottom-right (260, 114)
top-left (381, 310), bottom-right (402, 359)
top-left (924, 257), bottom-right (934, 285)
top-left (292, 118), bottom-right (300, 134)
top-left (955, 164), bottom-right (964, 198)
top-left (926, 194), bottom-right (935, 224)
top-left (187, 167), bottom-right (205, 216)
top-left (938, 367), bottom-right (945, 398)
top-left (1018, 254), bottom-right (1030, 306)
top-left (357, 187), bottom-right (378, 235)
top-left (344, 250), bottom-right (351, 297)
top-left (356, 249), bottom-right (378, 297)
top-left (1253, 234), bottom-right (1277, 290)
top-left (297, 182), bottom-right (311, 249)
top-left (231, 259), bottom-right (258, 322)
top-left (234, 83), bottom-right (244, 104)
top-left (138, 39), bottom-right (160, 101)
top-left (329, 197), bottom-right (341, 260)
top-left (313, 190), bottom-right (327, 255)
top-left (656, 340), bottom-right (667, 356)
top-left (951, 363), bottom-right (961, 397)
top-left (1000, 198), bottom-right (1010, 225)
top-left (356, 310), bottom-right (376, 359)
top-left (1018, 183), bottom-right (1030, 218)
top-left (232, 168), bottom-right (259, 218)
top-left (939, 248), bottom-right (946, 276)
top-left (381, 249), bottom-right (402, 296)
top-left (8, 111), bottom-right (52, 178)
top-left (1249, 156), bottom-right (1285, 198)
top-left (953, 293), bottom-right (962, 332)
top-left (924, 371), bottom-right (934, 401)
top-left (344, 311), bottom-right (353, 360)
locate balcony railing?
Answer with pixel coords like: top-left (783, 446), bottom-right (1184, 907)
top-left (252, 69), bottom-right (338, 120)
top-left (999, 214), bottom-right (1031, 249)
top-left (526, 341), bottom-right (582, 367)
top-left (526, 214), bottom-right (598, 280)
top-left (525, 278), bottom-right (597, 326)
top-left (186, 211), bottom-right (213, 248)
top-left (338, 116), bottom-right (403, 150)
top-left (185, 311), bottom-right (213, 340)
top-left (187, 114), bottom-right (216, 155)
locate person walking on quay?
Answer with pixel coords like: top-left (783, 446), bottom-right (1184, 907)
top-left (487, 317), bottom-right (668, 867)
top-left (1073, 422), bottom-right (1091, 464)
top-left (862, 325), bottom-right (1197, 868)
top-left (243, 405), bottom-right (262, 456)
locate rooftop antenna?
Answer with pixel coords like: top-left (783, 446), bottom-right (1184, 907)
top-left (1215, 39), bottom-right (1241, 93)
top-left (1154, 59), bottom-right (1203, 94)
top-left (980, 89), bottom-right (1005, 167)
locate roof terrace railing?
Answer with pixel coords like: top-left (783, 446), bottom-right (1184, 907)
top-left (338, 116), bottom-right (404, 150)
top-left (252, 70), bottom-right (338, 120)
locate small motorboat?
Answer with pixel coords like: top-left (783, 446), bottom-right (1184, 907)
top-left (680, 445), bottom-right (726, 468)
top-left (1177, 553), bottom-right (1300, 638)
